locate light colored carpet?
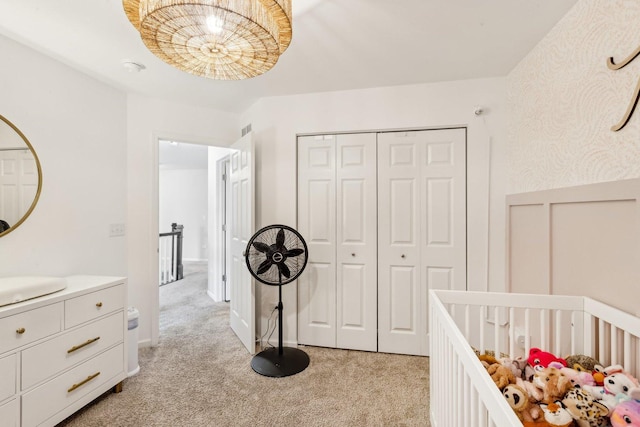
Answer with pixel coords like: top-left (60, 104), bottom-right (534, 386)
top-left (58, 263), bottom-right (430, 426)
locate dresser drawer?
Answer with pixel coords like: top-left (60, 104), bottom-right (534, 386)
top-left (22, 343), bottom-right (124, 427)
top-left (22, 311), bottom-right (124, 390)
top-left (0, 398), bottom-right (19, 427)
top-left (65, 284), bottom-right (124, 329)
top-left (0, 303), bottom-right (63, 354)
top-left (0, 353), bottom-right (16, 402)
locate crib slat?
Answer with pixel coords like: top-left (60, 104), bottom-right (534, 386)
top-left (509, 307), bottom-right (515, 357)
top-left (624, 331), bottom-right (631, 369)
top-left (494, 306), bottom-right (500, 357)
top-left (480, 306), bottom-right (486, 354)
top-left (571, 311), bottom-right (577, 355)
top-left (612, 325), bottom-right (618, 364)
top-left (541, 309), bottom-right (548, 351)
top-left (599, 319), bottom-right (606, 364)
top-left (525, 309), bottom-right (531, 354)
top-left (463, 373), bottom-right (470, 427)
top-left (478, 394), bottom-right (485, 427)
top-left (554, 310), bottom-right (562, 356)
top-left (465, 305), bottom-right (470, 340)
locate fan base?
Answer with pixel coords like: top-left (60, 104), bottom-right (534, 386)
top-left (251, 347), bottom-right (310, 377)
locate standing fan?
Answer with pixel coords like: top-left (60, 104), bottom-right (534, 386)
top-left (245, 224), bottom-right (310, 377)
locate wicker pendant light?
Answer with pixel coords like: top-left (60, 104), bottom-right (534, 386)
top-left (122, 0), bottom-right (292, 80)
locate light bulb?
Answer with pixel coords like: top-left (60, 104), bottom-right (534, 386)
top-left (206, 15), bottom-right (223, 34)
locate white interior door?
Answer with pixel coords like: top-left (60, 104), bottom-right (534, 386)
top-left (336, 133), bottom-right (377, 351)
top-left (229, 132), bottom-right (255, 354)
top-left (0, 149), bottom-right (36, 225)
top-left (297, 135), bottom-right (337, 348)
top-left (377, 129), bottom-right (466, 356)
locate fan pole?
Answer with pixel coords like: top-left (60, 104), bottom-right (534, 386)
top-left (278, 274), bottom-right (284, 356)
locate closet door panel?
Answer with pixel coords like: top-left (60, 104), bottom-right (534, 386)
top-left (336, 133), bottom-right (377, 351)
top-left (420, 129), bottom-right (466, 354)
top-left (377, 133), bottom-right (421, 355)
top-left (297, 136), bottom-right (337, 347)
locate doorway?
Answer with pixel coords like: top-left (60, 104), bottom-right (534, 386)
top-left (157, 139), bottom-right (233, 321)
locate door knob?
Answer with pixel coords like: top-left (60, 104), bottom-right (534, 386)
top-left (351, 253), bottom-right (356, 257)
top-left (401, 254), bottom-right (406, 258)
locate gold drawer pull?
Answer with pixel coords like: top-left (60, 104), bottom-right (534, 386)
top-left (96, 302), bottom-right (103, 308)
top-left (16, 327), bottom-right (26, 334)
top-left (68, 372), bottom-right (100, 393)
top-left (67, 337), bottom-right (101, 354)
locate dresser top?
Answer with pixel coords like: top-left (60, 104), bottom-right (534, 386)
top-left (0, 275), bottom-right (126, 317)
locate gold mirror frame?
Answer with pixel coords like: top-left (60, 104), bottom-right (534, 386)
top-left (0, 115), bottom-right (42, 237)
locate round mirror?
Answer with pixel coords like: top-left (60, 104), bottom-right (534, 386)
top-left (0, 115), bottom-right (42, 237)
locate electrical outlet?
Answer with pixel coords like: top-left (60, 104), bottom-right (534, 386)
top-left (109, 223), bottom-right (126, 237)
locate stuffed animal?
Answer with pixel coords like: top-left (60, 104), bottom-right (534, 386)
top-left (503, 383), bottom-right (541, 422)
top-left (529, 348), bottom-right (568, 369)
top-left (560, 367), bottom-right (596, 389)
top-left (498, 356), bottom-right (527, 379)
top-left (516, 377), bottom-right (544, 403)
top-left (583, 365), bottom-right (640, 411)
top-left (487, 363), bottom-right (515, 390)
top-left (565, 355), bottom-right (601, 373)
top-left (561, 388), bottom-right (609, 427)
top-left (534, 366), bottom-right (572, 403)
top-left (605, 371), bottom-right (640, 396)
top-left (539, 400), bottom-right (576, 427)
top-left (591, 364), bottom-right (606, 386)
top-left (478, 352), bottom-right (498, 367)
top-left (610, 399), bottom-right (640, 427)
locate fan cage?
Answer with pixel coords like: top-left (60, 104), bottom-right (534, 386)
top-left (245, 224), bottom-right (308, 286)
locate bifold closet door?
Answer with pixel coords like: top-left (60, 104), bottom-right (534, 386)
top-left (377, 128), bottom-right (466, 356)
top-left (335, 133), bottom-right (377, 351)
top-left (297, 133), bottom-right (377, 351)
top-left (298, 135), bottom-right (337, 348)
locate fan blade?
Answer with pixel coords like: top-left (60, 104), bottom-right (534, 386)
top-left (276, 228), bottom-right (285, 249)
top-left (278, 262), bottom-right (291, 278)
top-left (256, 259), bottom-right (273, 275)
top-left (252, 242), bottom-right (270, 253)
top-left (285, 248), bottom-right (304, 257)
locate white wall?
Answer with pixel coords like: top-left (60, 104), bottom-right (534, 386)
top-left (0, 34), bottom-right (127, 277)
top-left (126, 94), bottom-right (238, 345)
top-left (240, 78), bottom-right (508, 346)
top-left (159, 168), bottom-right (208, 261)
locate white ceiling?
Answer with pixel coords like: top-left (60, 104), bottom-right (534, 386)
top-left (0, 0), bottom-right (577, 114)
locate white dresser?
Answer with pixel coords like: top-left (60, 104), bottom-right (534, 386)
top-left (0, 276), bottom-right (127, 427)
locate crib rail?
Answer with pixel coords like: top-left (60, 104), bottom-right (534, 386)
top-left (430, 291), bottom-right (521, 427)
top-left (429, 290), bottom-right (640, 427)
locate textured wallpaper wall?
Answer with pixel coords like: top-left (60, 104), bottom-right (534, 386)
top-left (507, 0), bottom-right (640, 193)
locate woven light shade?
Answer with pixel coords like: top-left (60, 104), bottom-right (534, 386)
top-left (122, 0), bottom-right (292, 80)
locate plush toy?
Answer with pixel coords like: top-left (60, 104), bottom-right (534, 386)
top-left (529, 348), bottom-right (568, 369)
top-left (565, 355), bottom-right (601, 373)
top-left (478, 353), bottom-right (498, 365)
top-left (561, 388), bottom-right (609, 427)
top-left (516, 377), bottom-right (544, 403)
top-left (604, 371), bottom-right (640, 396)
top-left (610, 399), bottom-right (640, 427)
top-left (534, 366), bottom-right (572, 403)
top-left (539, 400), bottom-right (576, 427)
top-left (591, 364), bottom-right (606, 386)
top-left (583, 365), bottom-right (640, 411)
top-left (498, 356), bottom-right (527, 379)
top-left (487, 363), bottom-right (516, 390)
top-left (503, 383), bottom-right (541, 422)
top-left (560, 367), bottom-right (596, 389)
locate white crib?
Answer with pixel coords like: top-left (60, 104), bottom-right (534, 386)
top-left (429, 289), bottom-right (640, 427)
